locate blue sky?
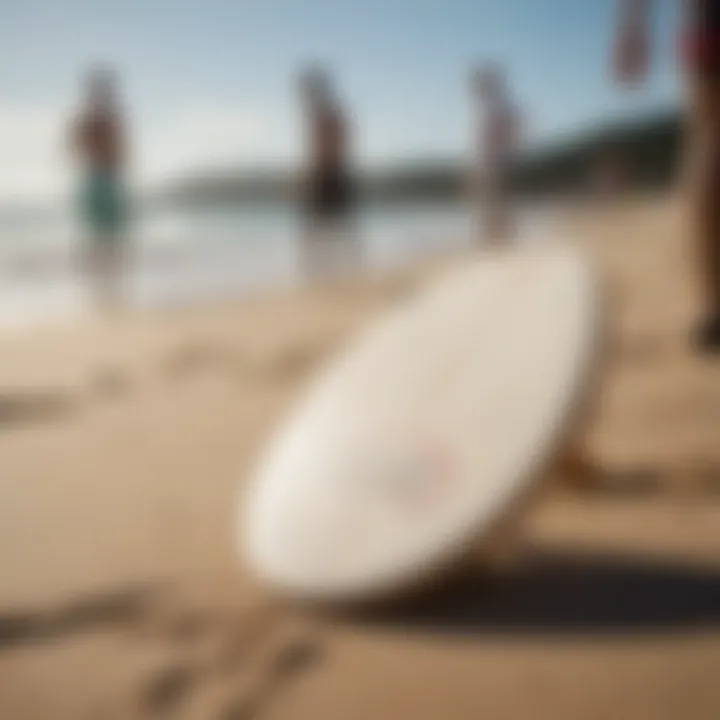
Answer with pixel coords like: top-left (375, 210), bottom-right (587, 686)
top-left (1, 0), bottom-right (680, 198)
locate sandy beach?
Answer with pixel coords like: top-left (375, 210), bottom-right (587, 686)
top-left (2, 196), bottom-right (720, 720)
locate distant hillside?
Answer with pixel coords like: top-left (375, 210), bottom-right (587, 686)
top-left (158, 162), bottom-right (466, 207)
top-left (159, 108), bottom-right (683, 207)
top-left (512, 107), bottom-right (683, 196)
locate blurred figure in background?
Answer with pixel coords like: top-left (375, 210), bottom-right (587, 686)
top-left (470, 62), bottom-right (521, 246)
top-left (298, 66), bottom-right (358, 278)
top-left (614, 0), bottom-right (720, 352)
top-left (70, 66), bottom-right (129, 312)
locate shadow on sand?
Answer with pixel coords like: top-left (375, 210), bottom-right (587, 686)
top-left (565, 465), bottom-right (720, 497)
top-left (355, 550), bottom-right (720, 637)
top-left (0, 584), bottom-right (160, 651)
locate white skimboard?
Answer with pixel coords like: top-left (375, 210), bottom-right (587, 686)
top-left (240, 242), bottom-right (603, 603)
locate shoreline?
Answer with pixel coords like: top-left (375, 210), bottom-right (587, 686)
top-left (0, 198), bottom-right (571, 334)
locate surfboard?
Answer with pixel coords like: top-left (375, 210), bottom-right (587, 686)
top-left (240, 242), bottom-right (603, 603)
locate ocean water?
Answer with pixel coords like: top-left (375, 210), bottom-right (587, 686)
top-left (0, 200), bottom-right (553, 329)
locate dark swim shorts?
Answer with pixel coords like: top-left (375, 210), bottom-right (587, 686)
top-left (306, 170), bottom-right (354, 221)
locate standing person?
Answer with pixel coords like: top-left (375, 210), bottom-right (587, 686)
top-left (71, 66), bottom-right (128, 312)
top-left (470, 63), bottom-right (521, 245)
top-left (298, 66), bottom-right (358, 278)
top-left (613, 0), bottom-right (720, 352)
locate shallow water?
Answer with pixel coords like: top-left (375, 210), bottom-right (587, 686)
top-left (0, 200), bottom-right (554, 328)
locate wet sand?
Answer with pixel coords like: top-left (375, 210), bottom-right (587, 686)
top-left (1, 195), bottom-right (720, 719)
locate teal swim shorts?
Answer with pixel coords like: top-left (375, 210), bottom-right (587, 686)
top-left (81, 171), bottom-right (127, 239)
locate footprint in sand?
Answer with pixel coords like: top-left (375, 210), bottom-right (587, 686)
top-left (209, 612), bottom-right (273, 677)
top-left (267, 632), bottom-right (323, 682)
top-left (161, 340), bottom-right (252, 384)
top-left (211, 626), bottom-right (324, 720)
top-left (79, 584), bottom-right (325, 719)
top-left (0, 388), bottom-right (79, 429)
top-left (0, 584), bottom-right (159, 651)
top-left (162, 341), bottom-right (219, 379)
top-left (215, 688), bottom-right (262, 720)
top-left (153, 612), bottom-right (323, 718)
top-left (160, 332), bottom-right (345, 386)
top-left (271, 345), bottom-right (322, 379)
top-left (267, 333), bottom-right (347, 383)
top-left (91, 366), bottom-right (133, 398)
top-left (382, 277), bottom-right (419, 304)
top-left (139, 661), bottom-right (200, 716)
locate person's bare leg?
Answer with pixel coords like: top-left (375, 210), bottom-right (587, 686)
top-left (483, 174), bottom-right (514, 247)
top-left (482, 178), bottom-right (499, 245)
top-left (686, 73), bottom-right (720, 349)
top-left (489, 202), bottom-right (514, 246)
top-left (302, 220), bottom-right (322, 281)
top-left (99, 243), bottom-right (114, 311)
top-left (106, 241), bottom-right (126, 312)
top-left (93, 238), bottom-right (124, 314)
top-left (86, 240), bottom-right (108, 313)
top-left (339, 217), bottom-right (361, 275)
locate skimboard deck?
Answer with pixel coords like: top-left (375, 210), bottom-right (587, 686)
top-left (241, 243), bottom-right (603, 603)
